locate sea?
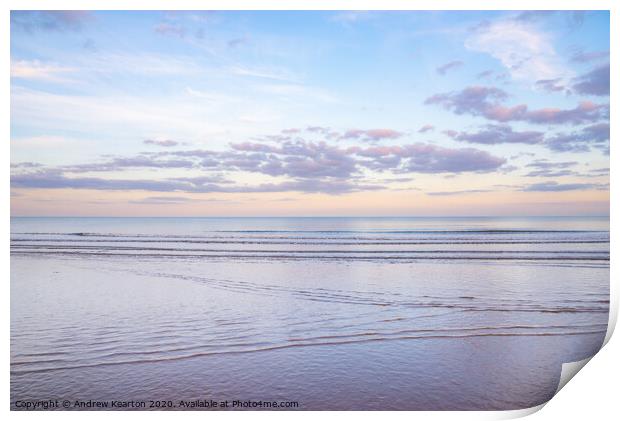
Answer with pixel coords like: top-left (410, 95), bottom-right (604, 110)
top-left (10, 216), bottom-right (610, 410)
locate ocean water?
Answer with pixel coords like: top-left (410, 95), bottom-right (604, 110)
top-left (10, 217), bottom-right (610, 410)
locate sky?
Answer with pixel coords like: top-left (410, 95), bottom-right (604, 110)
top-left (10, 10), bottom-right (610, 217)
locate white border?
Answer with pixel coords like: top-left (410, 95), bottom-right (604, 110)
top-left (3, 1), bottom-right (617, 420)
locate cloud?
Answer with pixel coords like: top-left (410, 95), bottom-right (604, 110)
top-left (130, 196), bottom-right (196, 204)
top-left (10, 169), bottom-right (209, 192)
top-left (152, 12), bottom-right (218, 41)
top-left (526, 160), bottom-right (578, 170)
top-left (436, 60), bottom-right (464, 76)
top-left (341, 129), bottom-right (404, 142)
top-left (545, 123), bottom-right (610, 153)
top-left (229, 66), bottom-right (297, 83)
top-left (128, 196), bottom-right (227, 205)
top-left (240, 139), bottom-right (508, 175)
top-left (254, 179), bottom-right (381, 194)
top-left (566, 11), bottom-right (587, 29)
top-left (228, 37), bottom-right (249, 48)
top-left (154, 23), bottom-right (186, 38)
top-left (514, 11), bottom-right (556, 22)
top-left (281, 128), bottom-right (300, 135)
top-left (59, 156), bottom-right (198, 172)
top-left (298, 126), bottom-right (340, 140)
top-left (535, 78), bottom-right (567, 93)
top-left (11, 11), bottom-right (93, 33)
top-left (144, 139), bottom-right (179, 147)
top-left (445, 124), bottom-right (544, 145)
top-left (522, 101), bottom-right (608, 125)
top-left (426, 189), bottom-right (492, 196)
top-left (402, 145), bottom-right (505, 173)
top-left (229, 142), bottom-right (277, 153)
top-left (522, 182), bottom-right (604, 192)
top-left (572, 63), bottom-right (610, 96)
top-left (351, 143), bottom-right (506, 173)
top-left (524, 169), bottom-right (577, 178)
top-left (306, 126), bottom-right (331, 134)
top-left (523, 161), bottom-right (579, 177)
top-left (227, 140), bottom-right (358, 178)
top-left (11, 162), bottom-right (43, 169)
top-left (254, 83), bottom-right (337, 103)
top-left (12, 131), bottom-right (509, 197)
top-left (11, 86), bottom-right (229, 137)
top-left (425, 86), bottom-right (508, 115)
top-left (11, 60), bottom-right (75, 82)
top-left (425, 86), bottom-right (608, 125)
top-left (465, 19), bottom-right (567, 82)
top-left (476, 70), bottom-right (494, 79)
top-left (417, 124), bottom-right (435, 133)
top-left (87, 52), bottom-right (204, 76)
top-left (570, 50), bottom-right (609, 63)
top-left (10, 168), bottom-right (378, 195)
top-left (589, 168), bottom-right (609, 176)
top-left (513, 11), bottom-right (586, 28)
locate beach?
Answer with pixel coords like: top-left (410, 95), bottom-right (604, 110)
top-left (10, 216), bottom-right (609, 410)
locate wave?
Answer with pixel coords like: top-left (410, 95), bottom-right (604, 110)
top-left (11, 239), bottom-right (611, 247)
top-left (213, 229), bottom-right (606, 234)
top-left (11, 327), bottom-right (607, 376)
top-left (9, 249), bottom-right (610, 262)
top-left (107, 271), bottom-right (608, 315)
top-left (13, 229), bottom-right (608, 235)
top-left (9, 245), bottom-right (610, 255)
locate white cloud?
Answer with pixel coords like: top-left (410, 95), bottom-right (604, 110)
top-left (228, 65), bottom-right (298, 83)
top-left (184, 87), bottom-right (242, 103)
top-left (11, 135), bottom-right (74, 148)
top-left (84, 52), bottom-right (205, 76)
top-left (10, 85), bottom-right (296, 145)
top-left (12, 53), bottom-right (207, 87)
top-left (465, 20), bottom-right (570, 83)
top-left (10, 86), bottom-right (229, 137)
top-left (11, 60), bottom-right (76, 82)
top-left (254, 83), bottom-right (338, 103)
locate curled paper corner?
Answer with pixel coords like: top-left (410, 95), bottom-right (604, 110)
top-left (492, 346), bottom-right (609, 420)
top-left (603, 294), bottom-right (617, 347)
top-left (548, 308), bottom-right (617, 402)
top-left (555, 357), bottom-right (593, 395)
top-left (491, 403), bottom-right (547, 420)
top-left (489, 357), bottom-right (593, 421)
top-left (551, 307), bottom-right (619, 396)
